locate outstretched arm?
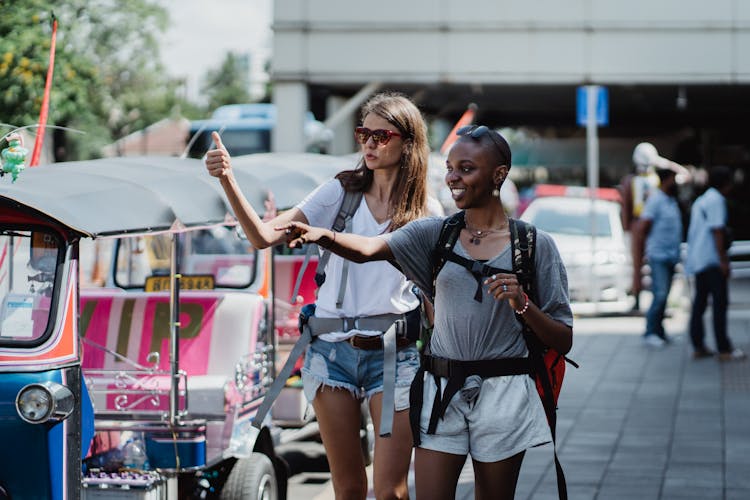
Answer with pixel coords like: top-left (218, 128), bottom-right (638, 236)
top-left (278, 221), bottom-right (394, 263)
top-left (205, 132), bottom-right (306, 248)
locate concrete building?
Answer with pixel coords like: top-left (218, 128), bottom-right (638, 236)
top-left (271, 1), bottom-right (748, 154)
top-left (270, 0), bottom-right (750, 234)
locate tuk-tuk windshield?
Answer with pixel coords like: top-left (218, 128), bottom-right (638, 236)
top-left (113, 227), bottom-right (257, 290)
top-left (0, 228), bottom-right (60, 345)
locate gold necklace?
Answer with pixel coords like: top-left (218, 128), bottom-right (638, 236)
top-left (465, 223), bottom-right (509, 245)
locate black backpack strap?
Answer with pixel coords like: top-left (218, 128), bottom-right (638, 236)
top-left (510, 218), bottom-right (568, 500)
top-left (411, 211), bottom-right (465, 445)
top-left (428, 211), bottom-right (466, 301)
top-left (443, 252), bottom-right (512, 302)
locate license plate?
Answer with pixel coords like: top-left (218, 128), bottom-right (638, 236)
top-left (144, 274), bottom-right (215, 292)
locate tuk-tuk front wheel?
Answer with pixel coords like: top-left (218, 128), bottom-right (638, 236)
top-left (221, 452), bottom-right (278, 500)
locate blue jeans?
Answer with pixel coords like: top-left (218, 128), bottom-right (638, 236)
top-left (645, 258), bottom-right (677, 338)
top-left (689, 266), bottom-right (731, 353)
top-left (301, 339), bottom-right (420, 410)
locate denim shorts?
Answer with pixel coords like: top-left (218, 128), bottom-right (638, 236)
top-left (417, 373), bottom-right (551, 462)
top-left (301, 338), bottom-right (420, 410)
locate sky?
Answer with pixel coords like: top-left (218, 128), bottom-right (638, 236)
top-left (158, 0), bottom-right (272, 104)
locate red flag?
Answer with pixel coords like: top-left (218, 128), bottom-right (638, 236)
top-left (439, 103), bottom-right (477, 155)
top-left (30, 16), bottom-right (58, 167)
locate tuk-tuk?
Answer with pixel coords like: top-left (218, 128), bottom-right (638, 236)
top-left (0, 156), bottom-right (298, 499)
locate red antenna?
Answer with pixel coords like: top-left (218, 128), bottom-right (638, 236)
top-left (30, 14), bottom-right (58, 167)
top-left (439, 103), bottom-right (478, 155)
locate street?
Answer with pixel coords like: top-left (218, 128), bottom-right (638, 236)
top-left (286, 279), bottom-right (750, 499)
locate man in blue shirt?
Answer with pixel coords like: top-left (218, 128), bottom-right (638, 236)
top-left (686, 166), bottom-right (746, 361)
top-left (633, 168), bottom-right (683, 347)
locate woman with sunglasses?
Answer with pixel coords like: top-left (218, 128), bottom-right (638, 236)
top-left (279, 125), bottom-right (573, 500)
top-left (205, 91), bottom-right (430, 500)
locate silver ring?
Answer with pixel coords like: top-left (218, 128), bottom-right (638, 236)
top-left (502, 284), bottom-right (508, 292)
top-left (491, 274), bottom-right (497, 281)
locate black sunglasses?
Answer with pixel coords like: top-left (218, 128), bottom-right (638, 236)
top-left (456, 125), bottom-right (511, 165)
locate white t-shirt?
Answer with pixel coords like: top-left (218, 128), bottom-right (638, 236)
top-left (296, 179), bottom-right (420, 341)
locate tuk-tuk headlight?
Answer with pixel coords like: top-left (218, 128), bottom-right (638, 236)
top-left (16, 381), bottom-right (74, 424)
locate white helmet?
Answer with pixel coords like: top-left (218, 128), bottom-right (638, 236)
top-left (632, 142), bottom-right (691, 183)
top-left (632, 142), bottom-right (661, 171)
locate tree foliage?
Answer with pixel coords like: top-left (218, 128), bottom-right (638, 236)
top-left (0, 0), bottom-right (190, 160)
top-left (201, 52), bottom-right (252, 112)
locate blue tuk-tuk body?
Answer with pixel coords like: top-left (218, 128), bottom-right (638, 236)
top-left (0, 156), bottom-right (319, 499)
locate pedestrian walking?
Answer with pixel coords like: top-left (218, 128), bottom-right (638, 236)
top-left (686, 165), bottom-right (746, 361)
top-left (206, 91), bottom-right (432, 499)
top-left (633, 168), bottom-right (683, 347)
top-left (619, 143), bottom-right (661, 311)
top-left (279, 125), bottom-right (573, 500)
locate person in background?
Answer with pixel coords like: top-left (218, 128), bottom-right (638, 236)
top-left (686, 166), bottom-right (746, 361)
top-left (278, 125), bottom-right (573, 500)
top-left (633, 168), bottom-right (683, 347)
top-left (206, 91), bottom-right (431, 499)
top-left (620, 143), bottom-right (661, 310)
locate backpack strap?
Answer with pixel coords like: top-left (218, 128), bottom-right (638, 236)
top-left (410, 211), bottom-right (464, 445)
top-left (289, 189), bottom-right (363, 305)
top-left (510, 218), bottom-right (568, 500)
top-left (428, 211), bottom-right (466, 301)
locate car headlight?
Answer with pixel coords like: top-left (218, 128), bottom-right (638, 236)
top-left (16, 381), bottom-right (74, 424)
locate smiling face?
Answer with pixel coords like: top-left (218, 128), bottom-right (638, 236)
top-left (359, 113), bottom-right (405, 171)
top-left (445, 139), bottom-right (508, 210)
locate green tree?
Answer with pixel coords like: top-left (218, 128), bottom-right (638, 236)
top-left (201, 51), bottom-right (251, 112)
top-left (0, 0), bottom-right (193, 160)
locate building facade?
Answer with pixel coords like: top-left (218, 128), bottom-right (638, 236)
top-left (271, 0), bottom-right (750, 232)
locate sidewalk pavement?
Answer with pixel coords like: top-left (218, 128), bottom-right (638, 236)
top-left (313, 285), bottom-right (750, 500)
top-left (512, 307), bottom-right (750, 500)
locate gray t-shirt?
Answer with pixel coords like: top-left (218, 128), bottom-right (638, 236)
top-left (382, 217), bottom-right (573, 361)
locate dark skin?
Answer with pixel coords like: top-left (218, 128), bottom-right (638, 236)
top-left (278, 137), bottom-right (573, 500)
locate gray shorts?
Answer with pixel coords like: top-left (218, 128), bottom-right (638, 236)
top-left (418, 373), bottom-right (551, 462)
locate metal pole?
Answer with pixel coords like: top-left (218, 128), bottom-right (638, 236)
top-left (320, 82), bottom-right (382, 134)
top-left (169, 233), bottom-right (181, 426)
top-left (8, 237), bottom-right (14, 289)
top-left (586, 86), bottom-right (600, 312)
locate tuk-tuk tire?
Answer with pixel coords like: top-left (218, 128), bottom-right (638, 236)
top-left (221, 452), bottom-right (278, 500)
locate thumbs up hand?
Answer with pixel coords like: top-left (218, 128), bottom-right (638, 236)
top-left (205, 131), bottom-right (232, 179)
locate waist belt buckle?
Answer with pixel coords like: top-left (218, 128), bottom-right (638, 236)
top-left (342, 317), bottom-right (360, 332)
top-left (433, 357), bottom-right (453, 377)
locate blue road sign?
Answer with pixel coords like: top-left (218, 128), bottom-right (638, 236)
top-left (576, 86), bottom-right (609, 126)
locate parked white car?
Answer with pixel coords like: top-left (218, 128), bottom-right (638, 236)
top-left (520, 195), bottom-right (635, 315)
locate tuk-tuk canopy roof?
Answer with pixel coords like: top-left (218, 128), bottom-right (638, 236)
top-left (0, 154), bottom-right (354, 239)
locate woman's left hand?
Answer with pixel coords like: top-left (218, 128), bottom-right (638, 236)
top-left (485, 273), bottom-right (526, 311)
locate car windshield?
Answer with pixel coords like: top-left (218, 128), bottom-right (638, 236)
top-left (528, 206), bottom-right (612, 237)
top-left (0, 228), bottom-right (60, 345)
top-left (114, 227), bottom-right (257, 289)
